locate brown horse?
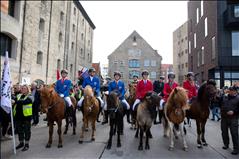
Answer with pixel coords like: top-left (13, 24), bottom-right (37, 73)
top-left (164, 87), bottom-right (189, 151)
top-left (127, 83), bottom-right (137, 129)
top-left (186, 79), bottom-right (217, 148)
top-left (39, 86), bottom-right (77, 148)
top-left (136, 92), bottom-right (161, 150)
top-left (78, 85), bottom-right (99, 143)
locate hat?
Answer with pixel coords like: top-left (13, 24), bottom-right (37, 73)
top-left (61, 69), bottom-right (68, 74)
top-left (159, 76), bottom-right (165, 80)
top-left (114, 71), bottom-right (121, 77)
top-left (88, 67), bottom-right (96, 73)
top-left (187, 72), bottom-right (194, 77)
top-left (142, 70), bottom-right (149, 76)
top-left (133, 74), bottom-right (139, 78)
top-left (168, 72), bottom-right (175, 79)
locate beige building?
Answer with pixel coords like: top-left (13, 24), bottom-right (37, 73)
top-left (173, 21), bottom-right (188, 85)
top-left (108, 31), bottom-right (162, 84)
top-left (0, 0), bottom-right (95, 85)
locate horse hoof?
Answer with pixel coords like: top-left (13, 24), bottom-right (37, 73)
top-left (145, 145), bottom-right (150, 150)
top-left (63, 131), bottom-right (67, 135)
top-left (175, 136), bottom-right (179, 140)
top-left (183, 147), bottom-right (188, 152)
top-left (72, 132), bottom-right (76, 135)
top-left (46, 144), bottom-right (51, 148)
top-left (138, 145), bottom-right (143, 151)
top-left (91, 138), bottom-right (95, 141)
top-left (135, 135), bottom-right (138, 138)
top-left (117, 143), bottom-right (121, 147)
top-left (106, 144), bottom-right (111, 150)
top-left (85, 128), bottom-right (89, 132)
top-left (163, 134), bottom-right (167, 138)
top-left (197, 144), bottom-right (203, 148)
top-left (202, 142), bottom-right (208, 146)
top-left (78, 140), bottom-right (83, 144)
top-left (58, 144), bottom-right (63, 148)
top-left (168, 147), bottom-right (174, 151)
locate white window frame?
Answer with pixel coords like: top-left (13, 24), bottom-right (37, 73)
top-left (150, 72), bottom-right (156, 79)
top-left (144, 59), bottom-right (150, 67)
top-left (204, 17), bottom-right (208, 37)
top-left (196, 8), bottom-right (199, 24)
top-left (232, 31), bottom-right (239, 56)
top-left (194, 33), bottom-right (197, 48)
top-left (201, 46), bottom-right (204, 65)
top-left (189, 41), bottom-right (191, 54)
top-left (212, 36), bottom-right (216, 59)
top-left (201, 1), bottom-right (204, 17)
top-left (151, 60), bottom-right (156, 67)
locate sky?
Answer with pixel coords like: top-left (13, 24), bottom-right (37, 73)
top-left (80, 1), bottom-right (188, 65)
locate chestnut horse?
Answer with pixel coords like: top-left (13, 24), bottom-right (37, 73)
top-left (127, 83), bottom-right (137, 129)
top-left (105, 91), bottom-right (125, 149)
top-left (186, 80), bottom-right (217, 148)
top-left (164, 87), bottom-right (189, 151)
top-left (78, 85), bottom-right (99, 143)
top-left (39, 86), bottom-right (77, 148)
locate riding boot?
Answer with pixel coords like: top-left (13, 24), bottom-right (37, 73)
top-left (158, 110), bottom-right (163, 124)
top-left (126, 110), bottom-right (131, 124)
top-left (102, 110), bottom-right (108, 125)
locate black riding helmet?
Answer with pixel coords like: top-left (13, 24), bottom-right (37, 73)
top-left (88, 67), bottom-right (96, 73)
top-left (159, 76), bottom-right (165, 80)
top-left (187, 72), bottom-right (194, 77)
top-left (142, 70), bottom-right (149, 76)
top-left (133, 74), bottom-right (139, 78)
top-left (61, 69), bottom-right (68, 74)
top-left (168, 72), bottom-right (175, 79)
top-left (114, 71), bottom-right (121, 77)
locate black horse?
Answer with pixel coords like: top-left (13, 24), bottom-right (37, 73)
top-left (105, 91), bottom-right (125, 149)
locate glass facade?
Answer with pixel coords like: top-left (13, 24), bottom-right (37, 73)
top-left (234, 5), bottom-right (239, 17)
top-left (232, 31), bottom-right (239, 56)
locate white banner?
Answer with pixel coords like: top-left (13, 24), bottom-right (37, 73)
top-left (1, 51), bottom-right (12, 114)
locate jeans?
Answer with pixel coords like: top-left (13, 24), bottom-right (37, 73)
top-left (212, 107), bottom-right (220, 120)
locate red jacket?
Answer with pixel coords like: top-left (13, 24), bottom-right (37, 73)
top-left (136, 79), bottom-right (153, 99)
top-left (183, 80), bottom-right (197, 99)
top-left (163, 82), bottom-right (178, 102)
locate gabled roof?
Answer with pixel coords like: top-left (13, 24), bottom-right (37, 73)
top-left (108, 30), bottom-right (161, 58)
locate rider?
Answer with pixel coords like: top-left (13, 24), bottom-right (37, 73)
top-left (103, 71), bottom-right (131, 124)
top-left (159, 72), bottom-right (178, 110)
top-left (132, 70), bottom-right (153, 111)
top-left (131, 74), bottom-right (139, 85)
top-left (183, 72), bottom-right (197, 104)
top-left (77, 67), bottom-right (104, 113)
top-left (153, 75), bottom-right (165, 124)
top-left (55, 69), bottom-right (73, 115)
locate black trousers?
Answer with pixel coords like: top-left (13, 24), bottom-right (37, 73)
top-left (16, 120), bottom-right (31, 142)
top-left (0, 108), bottom-right (10, 136)
top-left (221, 117), bottom-right (238, 150)
top-left (32, 106), bottom-right (39, 124)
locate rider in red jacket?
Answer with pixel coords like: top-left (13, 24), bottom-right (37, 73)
top-left (132, 70), bottom-right (153, 111)
top-left (160, 72), bottom-right (178, 109)
top-left (183, 72), bottom-right (197, 102)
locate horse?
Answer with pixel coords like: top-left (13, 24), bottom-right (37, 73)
top-left (39, 86), bottom-right (77, 148)
top-left (135, 91), bottom-right (161, 150)
top-left (163, 87), bottom-right (189, 151)
top-left (78, 85), bottom-right (100, 143)
top-left (105, 91), bottom-right (125, 149)
top-left (126, 83), bottom-right (137, 129)
top-left (186, 79), bottom-right (217, 148)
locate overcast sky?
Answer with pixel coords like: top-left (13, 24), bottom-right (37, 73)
top-left (80, 1), bottom-right (188, 65)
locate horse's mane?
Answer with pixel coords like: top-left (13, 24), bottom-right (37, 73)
top-left (107, 91), bottom-right (119, 109)
top-left (197, 82), bottom-right (207, 101)
top-left (84, 85), bottom-right (93, 96)
top-left (167, 87), bottom-right (188, 110)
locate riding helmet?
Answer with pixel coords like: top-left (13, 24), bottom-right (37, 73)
top-left (168, 72), bottom-right (175, 79)
top-left (187, 72), bottom-right (194, 77)
top-left (142, 70), bottom-right (149, 76)
top-left (114, 71), bottom-right (121, 77)
top-left (159, 76), bottom-right (165, 80)
top-left (88, 67), bottom-right (96, 73)
top-left (61, 69), bottom-right (68, 74)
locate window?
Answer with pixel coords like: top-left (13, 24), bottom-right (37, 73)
top-left (189, 41), bottom-right (191, 54)
top-left (87, 53), bottom-right (90, 61)
top-left (60, 11), bottom-right (64, 23)
top-left (232, 72), bottom-right (239, 78)
top-left (129, 59), bottom-right (140, 68)
top-left (37, 51), bottom-right (43, 65)
top-left (181, 51), bottom-right (184, 56)
top-left (185, 62), bottom-right (188, 68)
top-left (72, 24), bottom-right (75, 32)
top-left (59, 32), bottom-right (62, 43)
top-left (144, 59), bottom-right (150, 67)
top-left (57, 59), bottom-right (61, 69)
top-left (196, 8), bottom-right (199, 24)
top-left (120, 60), bottom-right (124, 66)
top-left (73, 7), bottom-right (76, 15)
top-left (224, 72), bottom-right (231, 78)
top-left (151, 72), bottom-right (156, 79)
top-left (0, 33), bottom-right (12, 58)
top-left (201, 1), bottom-right (204, 17)
top-left (182, 64), bottom-right (184, 69)
top-left (71, 42), bottom-right (74, 53)
top-left (39, 18), bottom-right (45, 32)
top-left (181, 39), bottom-right (184, 43)
top-left (151, 60), bottom-right (156, 67)
top-left (120, 72), bottom-right (124, 78)
top-left (201, 46), bottom-right (204, 65)
top-left (178, 65), bottom-right (180, 69)
top-left (212, 36), bottom-right (216, 59)
top-left (232, 31), bottom-right (239, 56)
top-left (81, 33), bottom-right (84, 40)
top-left (194, 33), bottom-right (196, 48)
top-left (129, 70), bottom-right (140, 79)
top-left (1, 0), bottom-right (15, 16)
top-left (185, 36), bottom-right (188, 40)
top-left (204, 17), bottom-right (208, 37)
top-left (234, 5), bottom-right (239, 18)
top-left (70, 64), bottom-right (73, 75)
top-left (185, 49), bottom-right (188, 54)
top-left (88, 40), bottom-right (90, 46)
top-left (82, 19), bottom-right (84, 26)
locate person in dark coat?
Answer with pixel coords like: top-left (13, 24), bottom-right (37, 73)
top-left (31, 82), bottom-right (41, 126)
top-left (220, 86), bottom-right (239, 155)
top-left (153, 76), bottom-right (165, 124)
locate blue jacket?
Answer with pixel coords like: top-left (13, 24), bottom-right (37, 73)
top-left (82, 76), bottom-right (100, 96)
top-left (108, 80), bottom-right (125, 100)
top-left (55, 78), bottom-right (72, 97)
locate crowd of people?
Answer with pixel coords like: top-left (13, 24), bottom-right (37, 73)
top-left (0, 68), bottom-right (238, 155)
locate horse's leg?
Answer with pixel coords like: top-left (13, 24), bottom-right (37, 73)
top-left (117, 119), bottom-right (122, 147)
top-left (46, 122), bottom-right (54, 148)
top-left (85, 118), bottom-right (89, 132)
top-left (106, 119), bottom-right (113, 149)
top-left (196, 120), bottom-right (202, 148)
top-left (145, 128), bottom-right (150, 150)
top-left (138, 127), bottom-right (143, 150)
top-left (135, 123), bottom-right (139, 138)
top-left (91, 118), bottom-right (96, 141)
top-left (163, 116), bottom-right (169, 137)
top-left (201, 120), bottom-right (208, 146)
top-left (57, 120), bottom-right (63, 148)
top-left (168, 122), bottom-right (174, 151)
top-left (64, 116), bottom-right (69, 135)
top-left (72, 108), bottom-right (76, 135)
top-left (79, 118), bottom-right (85, 144)
top-left (180, 123), bottom-right (188, 151)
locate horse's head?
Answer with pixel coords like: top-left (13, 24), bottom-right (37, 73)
top-left (84, 85), bottom-right (94, 97)
top-left (39, 86), bottom-right (54, 113)
top-left (128, 83), bottom-right (136, 96)
top-left (143, 91), bottom-right (161, 119)
top-left (206, 79), bottom-right (217, 101)
top-left (168, 87), bottom-right (188, 111)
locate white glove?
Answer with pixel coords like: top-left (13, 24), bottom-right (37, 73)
top-left (60, 94), bottom-right (64, 97)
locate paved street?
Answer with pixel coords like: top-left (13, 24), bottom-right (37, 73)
top-left (1, 112), bottom-right (238, 159)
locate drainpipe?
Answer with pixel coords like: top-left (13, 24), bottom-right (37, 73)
top-left (63, 1), bottom-right (69, 69)
top-left (45, 0), bottom-right (53, 84)
top-left (74, 10), bottom-right (80, 81)
top-left (18, 0), bottom-right (27, 83)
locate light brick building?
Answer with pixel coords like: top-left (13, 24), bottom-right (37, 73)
top-left (108, 31), bottom-right (162, 84)
top-left (0, 0), bottom-right (95, 85)
top-left (173, 21), bottom-right (189, 85)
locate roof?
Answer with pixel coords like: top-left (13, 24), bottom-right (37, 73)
top-left (73, 0), bottom-right (96, 29)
